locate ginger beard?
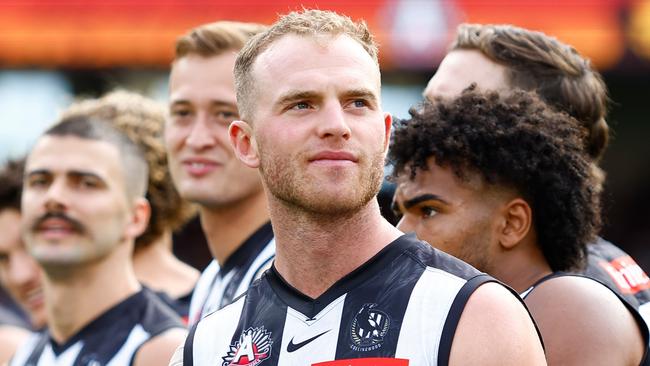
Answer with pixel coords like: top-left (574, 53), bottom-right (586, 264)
top-left (257, 141), bottom-right (386, 216)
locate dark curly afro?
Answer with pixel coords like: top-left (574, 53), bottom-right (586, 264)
top-left (388, 89), bottom-right (601, 272)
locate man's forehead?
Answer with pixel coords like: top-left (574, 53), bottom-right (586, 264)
top-left (27, 136), bottom-right (121, 177)
top-left (252, 34), bottom-right (381, 101)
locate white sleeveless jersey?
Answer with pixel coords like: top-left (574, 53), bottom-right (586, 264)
top-left (188, 222), bottom-right (275, 325)
top-left (179, 234), bottom-right (535, 366)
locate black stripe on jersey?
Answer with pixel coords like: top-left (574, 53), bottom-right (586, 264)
top-left (225, 279), bottom-right (289, 366)
top-left (183, 323), bottom-right (198, 366)
top-left (23, 332), bottom-right (48, 366)
top-left (437, 274), bottom-right (494, 366)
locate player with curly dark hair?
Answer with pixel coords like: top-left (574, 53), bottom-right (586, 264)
top-left (425, 23), bottom-right (650, 333)
top-left (390, 90), bottom-right (647, 365)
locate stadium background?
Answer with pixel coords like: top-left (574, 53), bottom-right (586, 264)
top-left (1, 0), bottom-right (648, 271)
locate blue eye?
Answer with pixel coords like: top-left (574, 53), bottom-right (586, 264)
top-left (353, 100), bottom-right (367, 108)
top-left (292, 102), bottom-right (310, 110)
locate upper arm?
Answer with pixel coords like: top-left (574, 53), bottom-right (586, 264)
top-left (133, 328), bottom-right (187, 366)
top-left (449, 282), bottom-right (546, 366)
top-left (525, 276), bottom-right (645, 366)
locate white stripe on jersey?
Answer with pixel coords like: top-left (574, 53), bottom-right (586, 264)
top-left (39, 342), bottom-right (83, 366)
top-left (395, 267), bottom-right (467, 364)
top-left (9, 332), bottom-right (41, 366)
top-left (277, 294), bottom-right (347, 364)
top-left (193, 296), bottom-right (247, 365)
top-left (188, 239), bottom-right (275, 324)
top-left (238, 239), bottom-right (276, 295)
top-left (107, 324), bottom-right (149, 365)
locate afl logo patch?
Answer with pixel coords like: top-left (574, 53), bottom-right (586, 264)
top-left (350, 303), bottom-right (391, 352)
top-left (222, 326), bottom-right (273, 366)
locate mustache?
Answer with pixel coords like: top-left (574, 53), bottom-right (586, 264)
top-left (31, 212), bottom-right (86, 234)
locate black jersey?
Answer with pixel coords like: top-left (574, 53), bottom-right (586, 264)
top-left (582, 237), bottom-right (650, 323)
top-left (188, 222), bottom-right (275, 325)
top-left (180, 234), bottom-right (535, 366)
top-left (10, 288), bottom-right (184, 366)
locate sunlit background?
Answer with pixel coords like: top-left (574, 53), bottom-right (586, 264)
top-left (1, 0), bottom-right (649, 268)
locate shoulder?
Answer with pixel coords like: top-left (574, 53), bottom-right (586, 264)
top-left (0, 325), bottom-right (31, 364)
top-left (449, 282), bottom-right (546, 366)
top-left (133, 327), bottom-right (188, 366)
top-left (526, 275), bottom-right (646, 366)
top-left (400, 233), bottom-right (483, 280)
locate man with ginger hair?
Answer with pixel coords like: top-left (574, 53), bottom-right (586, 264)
top-left (166, 21), bottom-right (275, 325)
top-left (170, 9), bottom-right (545, 365)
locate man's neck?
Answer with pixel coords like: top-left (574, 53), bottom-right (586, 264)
top-left (200, 192), bottom-right (270, 265)
top-left (132, 231), bottom-right (199, 298)
top-left (271, 198), bottom-right (402, 299)
top-left (43, 247), bottom-right (141, 344)
top-left (493, 239), bottom-right (553, 294)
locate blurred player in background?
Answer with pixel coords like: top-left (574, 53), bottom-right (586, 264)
top-left (11, 117), bottom-right (185, 365)
top-left (61, 90), bottom-right (199, 321)
top-left (0, 159), bottom-right (44, 363)
top-left (422, 24), bottom-right (650, 323)
top-left (166, 21), bottom-right (275, 325)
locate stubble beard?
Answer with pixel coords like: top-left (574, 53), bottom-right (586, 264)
top-left (259, 149), bottom-right (386, 217)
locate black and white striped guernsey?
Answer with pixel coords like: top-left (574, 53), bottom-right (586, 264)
top-left (9, 288), bottom-right (184, 366)
top-left (188, 222), bottom-right (275, 325)
top-left (182, 233), bottom-right (526, 366)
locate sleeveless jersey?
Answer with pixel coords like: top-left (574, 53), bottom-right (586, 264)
top-left (582, 237), bottom-right (650, 323)
top-left (522, 272), bottom-right (649, 366)
top-left (9, 288), bottom-right (184, 366)
top-left (188, 222), bottom-right (275, 325)
top-left (180, 234), bottom-right (536, 366)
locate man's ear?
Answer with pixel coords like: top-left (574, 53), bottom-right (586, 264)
top-left (126, 197), bottom-right (151, 239)
top-left (498, 198), bottom-right (532, 249)
top-left (229, 120), bottom-right (260, 168)
top-left (383, 112), bottom-right (392, 152)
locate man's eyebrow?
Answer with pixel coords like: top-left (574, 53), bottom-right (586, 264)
top-left (67, 170), bottom-right (105, 182)
top-left (26, 169), bottom-right (105, 183)
top-left (275, 90), bottom-right (321, 106)
top-left (170, 100), bottom-right (236, 108)
top-left (340, 88), bottom-right (378, 103)
top-left (25, 169), bottom-right (51, 178)
top-left (402, 193), bottom-right (448, 209)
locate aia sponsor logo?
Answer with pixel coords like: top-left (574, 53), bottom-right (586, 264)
top-left (599, 256), bottom-right (650, 295)
top-left (349, 303), bottom-right (391, 352)
top-left (313, 358), bottom-right (408, 365)
top-left (222, 326), bottom-right (273, 366)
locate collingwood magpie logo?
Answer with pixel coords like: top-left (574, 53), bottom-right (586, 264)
top-left (349, 303), bottom-right (391, 352)
top-left (222, 326), bottom-right (273, 366)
